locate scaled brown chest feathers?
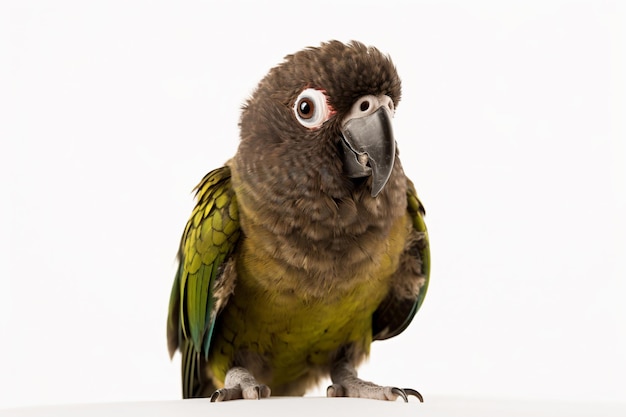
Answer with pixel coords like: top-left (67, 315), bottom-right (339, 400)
top-left (230, 152), bottom-right (407, 258)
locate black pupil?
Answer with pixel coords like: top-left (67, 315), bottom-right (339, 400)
top-left (298, 98), bottom-right (314, 119)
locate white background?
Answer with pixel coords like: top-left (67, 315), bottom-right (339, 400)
top-left (1, 0), bottom-right (624, 409)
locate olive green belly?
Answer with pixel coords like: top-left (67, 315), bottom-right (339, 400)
top-left (208, 269), bottom-right (390, 389)
top-left (207, 213), bottom-right (411, 390)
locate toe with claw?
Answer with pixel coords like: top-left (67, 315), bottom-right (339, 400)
top-left (210, 367), bottom-right (271, 402)
top-left (327, 382), bottom-right (423, 402)
top-left (328, 361), bottom-right (424, 402)
top-left (391, 387), bottom-right (424, 403)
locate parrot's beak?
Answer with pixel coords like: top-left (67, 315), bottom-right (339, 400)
top-left (340, 100), bottom-right (396, 197)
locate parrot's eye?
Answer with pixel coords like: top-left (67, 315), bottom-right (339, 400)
top-left (294, 88), bottom-right (331, 129)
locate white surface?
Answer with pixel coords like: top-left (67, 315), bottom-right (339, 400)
top-left (2, 398), bottom-right (626, 417)
top-left (1, 0), bottom-right (625, 410)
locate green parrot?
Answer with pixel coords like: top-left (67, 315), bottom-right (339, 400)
top-left (167, 40), bottom-right (430, 402)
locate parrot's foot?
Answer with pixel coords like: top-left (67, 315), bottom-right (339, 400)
top-left (210, 367), bottom-right (271, 402)
top-left (328, 362), bottom-right (423, 402)
top-left (327, 382), bottom-right (423, 402)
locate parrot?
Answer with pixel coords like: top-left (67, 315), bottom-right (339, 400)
top-left (166, 40), bottom-right (430, 402)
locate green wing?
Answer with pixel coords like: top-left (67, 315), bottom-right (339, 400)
top-left (166, 166), bottom-right (240, 396)
top-left (372, 178), bottom-right (430, 340)
top-left (406, 179), bottom-right (430, 316)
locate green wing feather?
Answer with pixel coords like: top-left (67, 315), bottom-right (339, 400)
top-left (372, 179), bottom-right (430, 340)
top-left (404, 178), bottom-right (431, 319)
top-left (166, 166), bottom-right (240, 396)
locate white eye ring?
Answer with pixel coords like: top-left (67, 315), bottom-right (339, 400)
top-left (293, 88), bottom-right (331, 129)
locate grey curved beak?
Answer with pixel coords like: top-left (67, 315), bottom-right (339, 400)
top-left (340, 105), bottom-right (396, 197)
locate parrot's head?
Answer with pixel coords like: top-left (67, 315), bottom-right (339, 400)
top-left (233, 41), bottom-right (406, 233)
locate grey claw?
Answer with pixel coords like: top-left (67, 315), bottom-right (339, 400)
top-left (403, 388), bottom-right (424, 403)
top-left (391, 387), bottom-right (408, 402)
top-left (210, 389), bottom-right (223, 402)
top-left (326, 384), bottom-right (344, 398)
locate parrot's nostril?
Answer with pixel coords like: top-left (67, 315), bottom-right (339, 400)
top-left (360, 101), bottom-right (370, 112)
